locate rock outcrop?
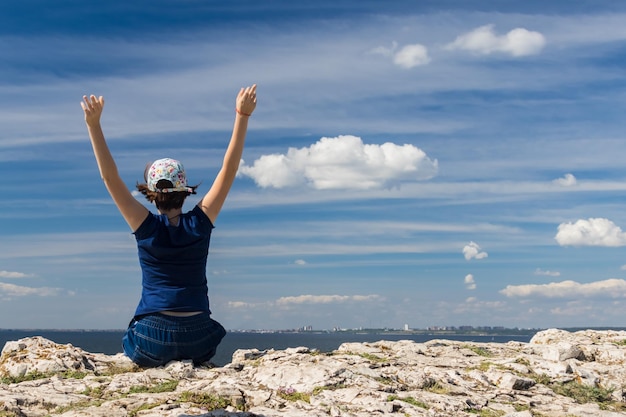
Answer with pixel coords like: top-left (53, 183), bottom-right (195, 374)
top-left (1, 328), bottom-right (625, 416)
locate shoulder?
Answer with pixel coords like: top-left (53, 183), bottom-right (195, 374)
top-left (133, 211), bottom-right (159, 238)
top-left (190, 204), bottom-right (214, 228)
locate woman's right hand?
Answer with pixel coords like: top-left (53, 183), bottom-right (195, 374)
top-left (235, 84), bottom-right (257, 117)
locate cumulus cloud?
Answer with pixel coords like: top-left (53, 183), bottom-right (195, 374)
top-left (0, 282), bottom-right (62, 297)
top-left (446, 24), bottom-right (546, 57)
top-left (294, 259), bottom-right (307, 266)
top-left (0, 270), bottom-right (31, 279)
top-left (276, 294), bottom-right (381, 305)
top-left (555, 218), bottom-right (626, 247)
top-left (500, 278), bottom-right (626, 298)
top-left (393, 44), bottom-right (431, 68)
top-left (463, 241), bottom-right (488, 260)
top-left (239, 135), bottom-right (438, 190)
top-left (534, 268), bottom-right (561, 277)
top-left (464, 274), bottom-right (476, 290)
top-left (553, 173), bottom-right (577, 187)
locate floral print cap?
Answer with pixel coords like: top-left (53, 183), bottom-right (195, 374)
top-left (147, 158), bottom-right (194, 193)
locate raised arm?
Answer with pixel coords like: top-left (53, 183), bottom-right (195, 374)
top-left (82, 95), bottom-right (148, 231)
top-left (199, 84), bottom-right (257, 223)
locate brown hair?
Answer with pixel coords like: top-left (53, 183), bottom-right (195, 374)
top-left (136, 179), bottom-right (199, 211)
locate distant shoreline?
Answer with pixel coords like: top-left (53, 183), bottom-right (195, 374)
top-left (2, 327), bottom-right (625, 335)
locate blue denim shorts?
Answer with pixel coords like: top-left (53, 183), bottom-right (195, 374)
top-left (122, 312), bottom-right (226, 368)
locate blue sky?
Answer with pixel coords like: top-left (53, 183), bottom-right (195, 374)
top-left (2, 0), bottom-right (626, 330)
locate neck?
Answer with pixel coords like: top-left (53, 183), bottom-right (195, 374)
top-left (159, 209), bottom-right (182, 224)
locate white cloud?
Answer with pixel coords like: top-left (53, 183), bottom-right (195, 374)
top-left (446, 24), bottom-right (546, 57)
top-left (500, 278), bottom-right (626, 298)
top-left (369, 41), bottom-right (397, 57)
top-left (0, 270), bottom-right (32, 279)
top-left (463, 241), bottom-right (488, 260)
top-left (534, 268), bottom-right (561, 277)
top-left (549, 301), bottom-right (593, 317)
top-left (370, 41), bottom-right (430, 68)
top-left (0, 282), bottom-right (62, 297)
top-left (393, 44), bottom-right (431, 68)
top-left (294, 259), bottom-right (307, 266)
top-left (555, 218), bottom-right (626, 247)
top-left (228, 301), bottom-right (255, 309)
top-left (276, 294), bottom-right (381, 305)
top-left (553, 173), bottom-right (577, 187)
top-left (239, 135), bottom-right (438, 190)
top-left (464, 274), bottom-right (476, 290)
top-left (454, 297), bottom-right (507, 314)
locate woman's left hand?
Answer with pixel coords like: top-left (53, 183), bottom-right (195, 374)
top-left (236, 84), bottom-right (257, 116)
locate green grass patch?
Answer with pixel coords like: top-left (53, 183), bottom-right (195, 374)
top-left (462, 345), bottom-right (493, 357)
top-left (0, 370), bottom-right (50, 384)
top-left (81, 385), bottom-right (108, 399)
top-left (128, 402), bottom-right (163, 417)
top-left (423, 380), bottom-right (448, 394)
top-left (312, 383), bottom-right (347, 395)
top-left (467, 408), bottom-right (505, 417)
top-left (387, 395), bottom-right (428, 409)
top-left (128, 379), bottom-right (179, 394)
top-left (359, 352), bottom-right (387, 362)
top-left (277, 387), bottom-right (310, 403)
top-left (550, 381), bottom-right (614, 405)
top-left (514, 357), bottom-right (530, 366)
top-left (178, 391), bottom-right (232, 409)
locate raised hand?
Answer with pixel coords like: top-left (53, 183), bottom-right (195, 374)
top-left (235, 84), bottom-right (257, 117)
top-left (81, 95), bottom-right (105, 126)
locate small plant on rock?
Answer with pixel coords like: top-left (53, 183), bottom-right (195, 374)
top-left (128, 379), bottom-right (178, 394)
top-left (462, 345), bottom-right (493, 357)
top-left (387, 395), bottom-right (428, 409)
top-left (277, 386), bottom-right (310, 403)
top-left (550, 381), bottom-right (614, 405)
top-left (178, 391), bottom-right (233, 410)
top-left (467, 408), bottom-right (505, 417)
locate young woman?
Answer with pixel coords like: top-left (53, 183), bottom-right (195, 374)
top-left (81, 84), bottom-right (257, 367)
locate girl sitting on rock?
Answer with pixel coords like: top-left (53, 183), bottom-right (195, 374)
top-left (81, 85), bottom-right (257, 367)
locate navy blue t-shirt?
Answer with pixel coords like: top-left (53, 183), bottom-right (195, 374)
top-left (133, 205), bottom-right (214, 317)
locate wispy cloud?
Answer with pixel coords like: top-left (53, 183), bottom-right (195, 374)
top-left (0, 270), bottom-right (32, 279)
top-left (553, 173), bottom-right (577, 187)
top-left (463, 242), bottom-right (488, 260)
top-left (446, 24), bottom-right (546, 57)
top-left (239, 135), bottom-right (438, 190)
top-left (276, 294), bottom-right (382, 305)
top-left (370, 41), bottom-right (431, 68)
top-left (500, 278), bottom-right (626, 298)
top-left (227, 294), bottom-right (383, 309)
top-left (555, 218), bottom-right (626, 247)
top-left (534, 268), bottom-right (561, 277)
top-left (0, 282), bottom-right (64, 297)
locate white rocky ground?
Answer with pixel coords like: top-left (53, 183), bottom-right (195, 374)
top-left (0, 328), bottom-right (625, 416)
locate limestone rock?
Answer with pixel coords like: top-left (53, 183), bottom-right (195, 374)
top-left (0, 329), bottom-right (625, 416)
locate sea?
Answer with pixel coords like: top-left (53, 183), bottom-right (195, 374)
top-left (0, 330), bottom-right (535, 367)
